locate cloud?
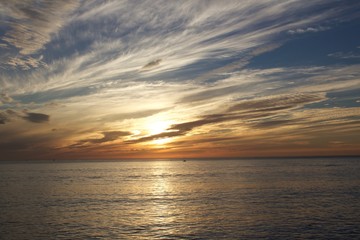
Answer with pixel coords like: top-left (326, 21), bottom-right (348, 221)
top-left (1, 0), bottom-right (352, 96)
top-left (227, 93), bottom-right (325, 112)
top-left (103, 107), bottom-right (171, 122)
top-left (5, 56), bottom-right (46, 70)
top-left (250, 119), bottom-right (298, 129)
top-left (287, 26), bottom-right (330, 34)
top-left (0, 109), bottom-right (18, 124)
top-left (328, 51), bottom-right (360, 59)
top-left (190, 43), bottom-right (282, 84)
top-left (88, 131), bottom-right (130, 143)
top-left (0, 43), bottom-right (9, 49)
top-left (0, 0), bottom-right (79, 55)
top-left (0, 108), bottom-right (50, 124)
top-left (142, 59), bottom-right (162, 70)
top-left (126, 130), bottom-right (185, 144)
top-left (0, 93), bottom-right (14, 103)
top-left (22, 112), bottom-right (50, 123)
top-left (0, 113), bottom-right (7, 124)
top-left (179, 85), bottom-right (242, 103)
top-left (70, 131), bottom-right (131, 148)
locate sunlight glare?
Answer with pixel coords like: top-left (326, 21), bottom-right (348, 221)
top-left (148, 120), bottom-right (172, 135)
top-left (153, 137), bottom-right (171, 145)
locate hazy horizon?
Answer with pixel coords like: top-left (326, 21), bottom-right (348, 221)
top-left (1, 155), bottom-right (359, 163)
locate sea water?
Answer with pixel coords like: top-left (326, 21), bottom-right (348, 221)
top-left (0, 158), bottom-right (359, 239)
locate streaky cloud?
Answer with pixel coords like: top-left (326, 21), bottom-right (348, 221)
top-left (142, 59), bottom-right (162, 70)
top-left (0, 0), bottom-right (79, 55)
top-left (70, 131), bottom-right (131, 148)
top-left (103, 108), bottom-right (172, 122)
top-left (287, 26), bottom-right (330, 35)
top-left (22, 112), bottom-right (50, 123)
top-left (227, 93), bottom-right (325, 112)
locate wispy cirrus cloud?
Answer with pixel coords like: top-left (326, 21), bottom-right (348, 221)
top-left (6, 56), bottom-right (46, 70)
top-left (0, 0), bottom-right (78, 55)
top-left (328, 51), bottom-right (360, 59)
top-left (228, 93), bottom-right (325, 112)
top-left (2, 1), bottom-right (338, 89)
top-left (141, 59), bottom-right (162, 70)
top-left (287, 26), bottom-right (330, 35)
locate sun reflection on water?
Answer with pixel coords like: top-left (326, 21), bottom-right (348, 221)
top-left (148, 161), bottom-right (179, 235)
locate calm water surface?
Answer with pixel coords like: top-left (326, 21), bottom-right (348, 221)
top-left (0, 158), bottom-right (359, 239)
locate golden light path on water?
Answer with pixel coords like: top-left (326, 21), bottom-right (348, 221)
top-left (149, 162), bottom-right (177, 233)
top-left (128, 161), bottom-right (188, 238)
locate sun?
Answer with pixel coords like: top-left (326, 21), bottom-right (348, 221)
top-left (143, 118), bottom-right (175, 145)
top-left (148, 120), bottom-right (172, 135)
top-left (131, 116), bottom-right (176, 145)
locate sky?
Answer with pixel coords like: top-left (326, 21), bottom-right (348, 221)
top-left (0, 0), bottom-right (359, 160)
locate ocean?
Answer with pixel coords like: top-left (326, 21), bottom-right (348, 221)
top-left (0, 158), bottom-right (359, 239)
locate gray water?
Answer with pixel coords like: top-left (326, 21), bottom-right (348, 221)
top-left (0, 158), bottom-right (359, 239)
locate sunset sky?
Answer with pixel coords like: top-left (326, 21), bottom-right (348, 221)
top-left (0, 0), bottom-right (359, 160)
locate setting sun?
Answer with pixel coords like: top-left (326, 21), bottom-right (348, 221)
top-left (148, 121), bottom-right (170, 135)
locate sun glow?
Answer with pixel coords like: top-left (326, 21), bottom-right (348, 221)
top-left (148, 120), bottom-right (172, 135)
top-left (131, 130), bottom-right (141, 136)
top-left (153, 137), bottom-right (171, 145)
top-left (141, 118), bottom-right (175, 145)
